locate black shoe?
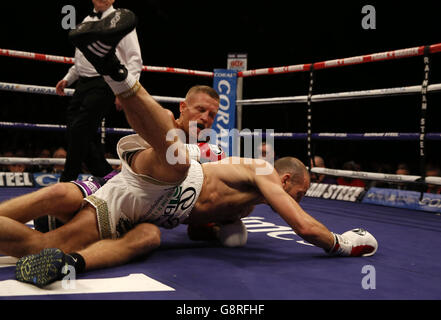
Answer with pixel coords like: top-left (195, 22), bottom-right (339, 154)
top-left (15, 248), bottom-right (66, 287)
top-left (69, 9), bottom-right (137, 80)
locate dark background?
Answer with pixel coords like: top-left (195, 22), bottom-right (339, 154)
top-left (1, 0), bottom-right (441, 174)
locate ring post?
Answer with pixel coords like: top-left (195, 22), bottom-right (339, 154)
top-left (306, 64), bottom-right (315, 171)
top-left (212, 69), bottom-right (238, 157)
top-left (227, 53), bottom-right (247, 132)
top-left (419, 46), bottom-right (431, 199)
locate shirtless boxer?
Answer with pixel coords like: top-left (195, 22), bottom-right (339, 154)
top-left (6, 9), bottom-right (377, 287)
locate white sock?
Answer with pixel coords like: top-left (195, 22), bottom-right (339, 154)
top-left (103, 73), bottom-right (138, 97)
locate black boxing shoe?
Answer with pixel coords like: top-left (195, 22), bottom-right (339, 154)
top-left (68, 9), bottom-right (137, 80)
top-left (15, 248), bottom-right (66, 287)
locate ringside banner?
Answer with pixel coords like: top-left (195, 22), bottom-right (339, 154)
top-left (212, 69), bottom-right (237, 156)
top-left (0, 172), bottom-right (92, 188)
top-left (0, 172), bottom-right (33, 187)
top-left (305, 183), bottom-right (365, 202)
top-left (362, 187), bottom-right (441, 213)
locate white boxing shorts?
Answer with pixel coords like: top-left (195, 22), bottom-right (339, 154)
top-left (84, 134), bottom-right (204, 239)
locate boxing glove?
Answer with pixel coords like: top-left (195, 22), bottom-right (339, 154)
top-left (187, 223), bottom-right (219, 241)
top-left (187, 220), bottom-right (248, 248)
top-left (186, 143), bottom-right (226, 163)
top-left (327, 228), bottom-right (378, 257)
top-left (218, 220), bottom-right (248, 248)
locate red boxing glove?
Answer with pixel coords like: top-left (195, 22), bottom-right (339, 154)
top-left (327, 228), bottom-right (378, 257)
top-left (197, 142), bottom-right (225, 163)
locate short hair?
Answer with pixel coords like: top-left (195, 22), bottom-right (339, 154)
top-left (274, 157), bottom-right (308, 185)
top-left (185, 85), bottom-right (220, 101)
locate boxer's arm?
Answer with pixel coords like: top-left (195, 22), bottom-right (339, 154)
top-left (253, 168), bottom-right (377, 256)
top-left (253, 169), bottom-right (335, 251)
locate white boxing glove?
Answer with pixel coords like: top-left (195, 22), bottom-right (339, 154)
top-left (327, 228), bottom-right (378, 257)
top-left (218, 220), bottom-right (248, 248)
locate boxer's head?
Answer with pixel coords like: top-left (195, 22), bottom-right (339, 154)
top-left (177, 85), bottom-right (219, 141)
top-left (274, 157), bottom-right (310, 203)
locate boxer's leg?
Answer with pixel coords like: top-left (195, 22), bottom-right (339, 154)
top-left (69, 9), bottom-right (190, 182)
top-left (13, 205), bottom-right (100, 287)
top-left (0, 182), bottom-right (84, 224)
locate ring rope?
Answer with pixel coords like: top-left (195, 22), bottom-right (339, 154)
top-left (3, 81), bottom-right (440, 106)
top-left (2, 122), bottom-right (441, 141)
top-left (237, 83), bottom-right (441, 106)
top-left (1, 157), bottom-right (440, 186)
top-left (2, 44), bottom-right (441, 189)
top-left (0, 48), bottom-right (214, 77)
top-left (0, 82), bottom-right (184, 103)
top-left (310, 167), bottom-right (441, 186)
top-left (240, 131), bottom-right (441, 140)
top-left (3, 43), bottom-right (441, 79)
top-left (0, 122), bottom-right (134, 135)
top-left (239, 43), bottom-right (441, 77)
top-left (0, 157), bottom-right (120, 167)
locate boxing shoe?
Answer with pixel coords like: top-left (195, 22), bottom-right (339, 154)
top-left (68, 9), bottom-right (137, 80)
top-left (327, 228), bottom-right (378, 257)
top-left (16, 248), bottom-right (85, 287)
top-left (15, 248), bottom-right (66, 287)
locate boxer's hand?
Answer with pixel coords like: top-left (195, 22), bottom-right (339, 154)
top-left (327, 228), bottom-right (378, 257)
top-left (197, 143), bottom-right (226, 163)
top-left (187, 220), bottom-right (248, 248)
top-left (187, 223), bottom-right (219, 241)
top-left (55, 80), bottom-right (68, 96)
top-left (218, 220), bottom-right (248, 248)
top-left (186, 143), bottom-right (226, 164)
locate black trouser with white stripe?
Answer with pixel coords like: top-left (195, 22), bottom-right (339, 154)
top-left (35, 77), bottom-right (114, 233)
top-left (60, 76), bottom-right (114, 182)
